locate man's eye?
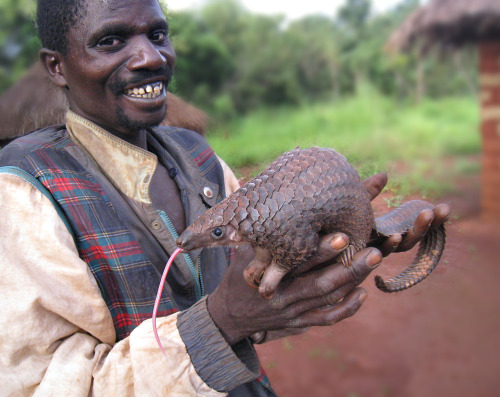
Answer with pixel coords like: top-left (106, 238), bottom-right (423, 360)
top-left (97, 37), bottom-right (123, 48)
top-left (151, 31), bottom-right (167, 43)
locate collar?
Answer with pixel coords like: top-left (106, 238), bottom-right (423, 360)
top-left (66, 110), bottom-right (157, 203)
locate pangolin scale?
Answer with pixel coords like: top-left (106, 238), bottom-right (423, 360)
top-left (177, 147), bottom-right (446, 297)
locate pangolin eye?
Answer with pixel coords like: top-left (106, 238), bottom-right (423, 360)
top-left (211, 227), bottom-right (224, 239)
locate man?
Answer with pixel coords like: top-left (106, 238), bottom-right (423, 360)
top-left (0, 0), bottom-right (448, 395)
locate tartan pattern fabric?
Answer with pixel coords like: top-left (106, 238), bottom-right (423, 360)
top-left (159, 126), bottom-right (226, 203)
top-left (17, 134), bottom-right (178, 340)
top-left (0, 125), bottom-right (231, 342)
top-left (256, 366), bottom-right (272, 391)
top-left (1, 125), bottom-right (274, 394)
top-left (163, 127), bottom-right (218, 176)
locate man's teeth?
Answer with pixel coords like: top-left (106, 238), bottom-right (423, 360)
top-left (126, 82), bottom-right (164, 99)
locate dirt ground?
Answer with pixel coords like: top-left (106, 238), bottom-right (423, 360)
top-left (255, 170), bottom-right (500, 397)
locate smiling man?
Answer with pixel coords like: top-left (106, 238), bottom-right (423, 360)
top-left (41, 0), bottom-right (176, 142)
top-left (0, 0), bottom-right (449, 396)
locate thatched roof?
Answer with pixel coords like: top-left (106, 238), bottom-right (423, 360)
top-left (387, 0), bottom-right (500, 53)
top-left (0, 62), bottom-right (208, 145)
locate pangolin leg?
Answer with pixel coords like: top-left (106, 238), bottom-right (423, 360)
top-left (258, 260), bottom-right (290, 299)
top-left (375, 223), bottom-right (446, 293)
top-left (243, 248), bottom-right (273, 289)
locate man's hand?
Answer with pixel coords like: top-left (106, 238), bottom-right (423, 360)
top-left (363, 172), bottom-right (450, 256)
top-left (207, 236), bottom-right (382, 346)
top-left (207, 172), bottom-right (449, 346)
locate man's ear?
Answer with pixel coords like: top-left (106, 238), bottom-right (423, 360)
top-left (39, 49), bottom-right (68, 88)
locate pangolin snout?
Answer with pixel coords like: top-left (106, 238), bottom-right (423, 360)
top-left (176, 230), bottom-right (194, 251)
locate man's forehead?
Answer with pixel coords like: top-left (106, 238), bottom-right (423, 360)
top-left (82, 0), bottom-right (162, 18)
top-left (70, 0), bottom-right (164, 35)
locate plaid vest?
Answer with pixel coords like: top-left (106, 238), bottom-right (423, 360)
top-left (0, 125), bottom-right (226, 341)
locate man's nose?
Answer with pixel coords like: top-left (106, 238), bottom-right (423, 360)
top-left (127, 37), bottom-right (171, 70)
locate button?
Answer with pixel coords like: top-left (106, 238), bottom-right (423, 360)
top-left (168, 167), bottom-right (178, 178)
top-left (203, 186), bottom-right (214, 199)
top-left (152, 221), bottom-right (162, 230)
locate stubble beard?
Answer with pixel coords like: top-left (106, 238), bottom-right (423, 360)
top-left (115, 104), bottom-right (166, 133)
top-left (110, 66), bottom-right (172, 133)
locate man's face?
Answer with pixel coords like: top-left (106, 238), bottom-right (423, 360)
top-left (59, 0), bottom-right (176, 136)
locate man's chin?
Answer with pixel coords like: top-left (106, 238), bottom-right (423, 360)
top-left (116, 108), bottom-right (166, 132)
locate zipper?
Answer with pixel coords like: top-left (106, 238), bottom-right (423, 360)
top-left (158, 210), bottom-right (204, 299)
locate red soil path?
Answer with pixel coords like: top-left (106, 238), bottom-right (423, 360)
top-left (256, 174), bottom-right (500, 397)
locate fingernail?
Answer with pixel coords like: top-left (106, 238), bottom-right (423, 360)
top-left (392, 236), bottom-right (402, 249)
top-left (367, 250), bottom-right (382, 268)
top-left (331, 234), bottom-right (349, 251)
top-left (359, 290), bottom-right (368, 303)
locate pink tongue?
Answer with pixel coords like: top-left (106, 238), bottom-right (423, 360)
top-left (152, 247), bottom-right (183, 357)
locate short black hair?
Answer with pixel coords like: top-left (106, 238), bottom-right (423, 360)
top-left (36, 0), bottom-right (88, 54)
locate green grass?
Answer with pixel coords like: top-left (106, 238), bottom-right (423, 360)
top-left (207, 88), bottom-right (480, 198)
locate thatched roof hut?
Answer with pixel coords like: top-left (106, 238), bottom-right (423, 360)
top-left (0, 61), bottom-right (208, 146)
top-left (388, 0), bottom-right (500, 219)
top-left (387, 0), bottom-right (500, 53)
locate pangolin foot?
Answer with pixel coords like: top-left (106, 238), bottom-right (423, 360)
top-left (338, 244), bottom-right (356, 268)
top-left (243, 249), bottom-right (274, 291)
top-left (258, 263), bottom-right (290, 299)
top-left (243, 261), bottom-right (265, 289)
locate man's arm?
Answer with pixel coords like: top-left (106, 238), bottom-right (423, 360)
top-left (0, 173), bottom-right (225, 396)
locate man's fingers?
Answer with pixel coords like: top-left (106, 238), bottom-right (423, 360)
top-left (376, 203), bottom-right (450, 255)
top-left (363, 172), bottom-right (388, 201)
top-left (413, 208), bottom-right (434, 236)
top-left (286, 281), bottom-right (358, 316)
top-left (431, 203), bottom-right (450, 228)
top-left (291, 232), bottom-right (350, 275)
top-left (279, 248), bottom-right (381, 306)
top-left (378, 233), bottom-right (402, 257)
top-left (396, 208), bottom-right (433, 252)
top-left (288, 287), bottom-right (367, 328)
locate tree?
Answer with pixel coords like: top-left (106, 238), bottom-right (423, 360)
top-left (169, 11), bottom-right (235, 107)
top-left (0, 0), bottom-right (40, 92)
top-left (286, 16), bottom-right (340, 100)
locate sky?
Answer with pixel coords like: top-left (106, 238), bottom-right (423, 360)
top-left (165, 0), bottom-right (422, 21)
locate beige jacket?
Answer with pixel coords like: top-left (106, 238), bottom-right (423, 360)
top-left (0, 112), bottom-right (243, 396)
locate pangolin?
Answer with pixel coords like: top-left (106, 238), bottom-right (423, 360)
top-left (176, 147), bottom-right (446, 297)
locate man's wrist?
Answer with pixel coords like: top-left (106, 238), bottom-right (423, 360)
top-left (177, 296), bottom-right (260, 391)
top-left (206, 292), bottom-right (243, 346)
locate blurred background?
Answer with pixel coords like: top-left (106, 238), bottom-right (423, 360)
top-left (1, 0), bottom-right (499, 396)
top-left (0, 0), bottom-right (480, 194)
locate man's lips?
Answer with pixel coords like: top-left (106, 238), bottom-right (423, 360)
top-left (125, 81), bottom-right (164, 99)
top-left (110, 64), bottom-right (174, 99)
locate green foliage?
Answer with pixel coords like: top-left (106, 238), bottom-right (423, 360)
top-left (1, 0), bottom-right (478, 117)
top-left (285, 16), bottom-right (339, 100)
top-left (207, 88), bottom-right (480, 197)
top-left (0, 0), bottom-right (40, 92)
top-left (165, 0), bottom-right (477, 117)
top-left (169, 11), bottom-right (235, 107)
top-left (0, 0), bottom-right (481, 198)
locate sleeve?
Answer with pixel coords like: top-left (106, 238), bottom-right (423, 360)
top-left (177, 297), bottom-right (263, 392)
top-left (216, 155), bottom-right (241, 197)
top-left (0, 172), bottom-right (226, 396)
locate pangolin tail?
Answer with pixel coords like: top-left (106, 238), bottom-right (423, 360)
top-left (375, 223), bottom-right (446, 293)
